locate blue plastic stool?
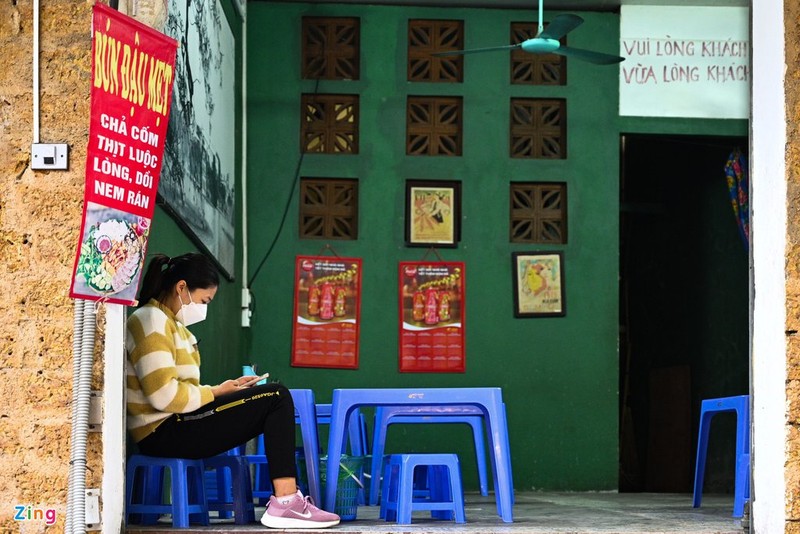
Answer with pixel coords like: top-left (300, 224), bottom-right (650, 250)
top-left (203, 453), bottom-right (256, 524)
top-left (125, 454), bottom-right (209, 528)
top-left (204, 464), bottom-right (232, 519)
top-left (380, 454), bottom-right (465, 524)
top-left (369, 405), bottom-right (489, 505)
top-left (204, 446), bottom-right (247, 519)
top-left (692, 395), bottom-right (751, 518)
top-left (204, 471), bottom-right (225, 508)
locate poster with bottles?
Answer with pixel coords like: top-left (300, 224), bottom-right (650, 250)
top-left (399, 261), bottom-right (465, 373)
top-left (291, 256), bottom-right (362, 369)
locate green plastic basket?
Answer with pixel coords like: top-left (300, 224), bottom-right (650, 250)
top-left (318, 455), bottom-right (365, 521)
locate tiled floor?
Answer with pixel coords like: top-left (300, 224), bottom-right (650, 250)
top-left (124, 492), bottom-right (746, 533)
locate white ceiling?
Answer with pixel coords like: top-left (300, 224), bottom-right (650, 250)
top-left (267, 0), bottom-right (749, 12)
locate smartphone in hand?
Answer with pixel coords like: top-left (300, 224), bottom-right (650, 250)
top-left (241, 372), bottom-right (270, 387)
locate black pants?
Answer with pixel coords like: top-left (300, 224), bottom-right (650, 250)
top-left (136, 383), bottom-right (297, 479)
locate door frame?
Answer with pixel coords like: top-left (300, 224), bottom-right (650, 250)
top-left (751, 0), bottom-right (787, 531)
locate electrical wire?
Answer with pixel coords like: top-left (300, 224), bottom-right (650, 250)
top-left (33, 0), bottom-right (39, 144)
top-left (248, 78), bottom-right (320, 288)
top-left (247, 140), bottom-right (305, 287)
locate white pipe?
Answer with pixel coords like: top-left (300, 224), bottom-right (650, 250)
top-left (67, 300), bottom-right (97, 534)
top-left (241, 19), bottom-right (248, 285)
top-left (32, 0), bottom-right (40, 143)
top-left (65, 300), bottom-right (85, 534)
top-left (241, 18), bottom-right (250, 327)
top-left (75, 299), bottom-right (97, 533)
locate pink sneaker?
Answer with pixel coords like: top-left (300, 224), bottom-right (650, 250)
top-left (260, 491), bottom-right (341, 529)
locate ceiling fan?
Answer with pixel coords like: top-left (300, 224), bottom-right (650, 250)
top-left (434, 0), bottom-right (625, 65)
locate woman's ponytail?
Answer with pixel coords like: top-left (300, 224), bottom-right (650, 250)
top-left (136, 252), bottom-right (219, 307)
top-left (136, 254), bottom-right (171, 306)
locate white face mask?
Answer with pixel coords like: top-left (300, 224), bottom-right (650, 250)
top-left (176, 290), bottom-right (208, 326)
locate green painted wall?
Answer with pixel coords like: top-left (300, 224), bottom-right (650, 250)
top-left (246, 2), bottom-right (620, 491)
top-left (244, 2), bottom-right (748, 491)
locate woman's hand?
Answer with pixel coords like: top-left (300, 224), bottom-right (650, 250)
top-left (210, 375), bottom-right (264, 397)
top-left (235, 374), bottom-right (268, 387)
top-left (211, 379), bottom-right (242, 397)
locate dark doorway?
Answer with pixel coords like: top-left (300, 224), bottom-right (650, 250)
top-left (618, 134), bottom-right (749, 493)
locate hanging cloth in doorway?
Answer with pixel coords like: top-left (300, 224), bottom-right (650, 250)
top-left (724, 148), bottom-right (750, 251)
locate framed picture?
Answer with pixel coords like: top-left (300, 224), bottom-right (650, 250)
top-left (159, 0), bottom-right (236, 279)
top-left (405, 180), bottom-right (461, 247)
top-left (512, 251), bottom-right (566, 318)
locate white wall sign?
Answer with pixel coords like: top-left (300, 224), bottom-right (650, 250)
top-left (619, 6), bottom-right (749, 119)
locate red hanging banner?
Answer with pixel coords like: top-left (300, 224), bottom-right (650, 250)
top-left (398, 261), bottom-right (465, 373)
top-left (69, 4), bottom-right (178, 305)
top-left (291, 256), bottom-right (362, 369)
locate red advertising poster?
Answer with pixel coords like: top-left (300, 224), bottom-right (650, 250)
top-left (399, 261), bottom-right (465, 373)
top-left (291, 256), bottom-right (362, 369)
top-left (69, 4), bottom-right (178, 305)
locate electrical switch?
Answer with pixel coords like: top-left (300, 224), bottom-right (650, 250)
top-left (31, 143), bottom-right (69, 170)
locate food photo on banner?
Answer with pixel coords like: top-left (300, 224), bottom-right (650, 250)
top-left (291, 256), bottom-right (362, 369)
top-left (69, 3), bottom-right (178, 306)
top-left (398, 261), bottom-right (465, 373)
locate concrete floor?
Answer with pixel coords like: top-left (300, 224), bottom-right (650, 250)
top-left (124, 492), bottom-right (746, 533)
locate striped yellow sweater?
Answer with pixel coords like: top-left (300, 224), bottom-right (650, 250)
top-left (125, 299), bottom-right (214, 442)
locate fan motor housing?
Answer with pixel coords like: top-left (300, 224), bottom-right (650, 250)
top-left (521, 38), bottom-right (560, 54)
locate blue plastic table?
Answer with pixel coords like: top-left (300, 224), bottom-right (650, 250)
top-left (323, 387), bottom-right (514, 522)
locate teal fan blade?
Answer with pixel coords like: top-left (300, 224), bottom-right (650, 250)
top-left (431, 0), bottom-right (625, 65)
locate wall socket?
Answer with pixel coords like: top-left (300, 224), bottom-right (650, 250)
top-left (31, 143), bottom-right (69, 170)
